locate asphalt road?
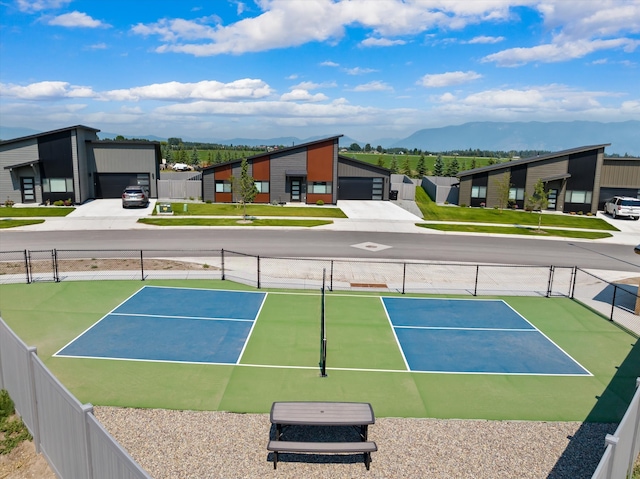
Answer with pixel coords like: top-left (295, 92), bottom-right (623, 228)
top-left (2, 229), bottom-right (639, 273)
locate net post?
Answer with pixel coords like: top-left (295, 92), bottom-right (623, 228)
top-left (320, 268), bottom-right (327, 377)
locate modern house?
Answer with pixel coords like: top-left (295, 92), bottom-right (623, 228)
top-left (456, 144), bottom-right (640, 214)
top-left (201, 136), bottom-right (391, 204)
top-left (0, 125), bottom-right (161, 205)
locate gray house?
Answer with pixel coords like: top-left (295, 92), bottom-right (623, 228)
top-left (1, 125), bottom-right (161, 205)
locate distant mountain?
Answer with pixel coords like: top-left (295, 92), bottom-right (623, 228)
top-left (391, 121), bottom-right (640, 156)
top-left (0, 126), bottom-right (40, 141)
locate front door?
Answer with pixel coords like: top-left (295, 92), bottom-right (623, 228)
top-left (21, 177), bottom-right (36, 203)
top-left (291, 178), bottom-right (302, 202)
top-left (547, 188), bottom-right (558, 210)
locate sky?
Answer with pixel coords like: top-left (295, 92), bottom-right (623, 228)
top-left (0, 0), bottom-right (639, 143)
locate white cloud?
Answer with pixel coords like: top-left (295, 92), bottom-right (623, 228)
top-left (351, 81), bottom-right (393, 92)
top-left (0, 81), bottom-right (96, 100)
top-left (290, 81), bottom-right (337, 90)
top-left (16, 0), bottom-right (71, 13)
top-left (280, 89), bottom-right (329, 102)
top-left (343, 66), bottom-right (377, 75)
top-left (418, 71), bottom-right (482, 88)
top-left (483, 38), bottom-right (639, 66)
top-left (467, 35), bottom-right (504, 44)
top-left (48, 11), bottom-right (109, 28)
top-left (360, 37), bottom-right (406, 47)
top-left (320, 61), bottom-right (340, 67)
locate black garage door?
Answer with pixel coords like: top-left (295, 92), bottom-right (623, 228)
top-left (96, 173), bottom-right (149, 198)
top-left (338, 177), bottom-right (374, 200)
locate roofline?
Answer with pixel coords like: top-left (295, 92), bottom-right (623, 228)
top-left (338, 154), bottom-right (392, 173)
top-left (457, 144), bottom-right (611, 178)
top-left (0, 125), bottom-right (100, 146)
top-left (202, 135), bottom-right (344, 171)
top-left (88, 140), bottom-right (161, 145)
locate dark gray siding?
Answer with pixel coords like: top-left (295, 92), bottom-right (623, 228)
top-left (270, 148), bottom-right (307, 203)
top-left (0, 139), bottom-right (40, 204)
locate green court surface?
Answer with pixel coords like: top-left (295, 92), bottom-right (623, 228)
top-left (0, 280), bottom-right (638, 422)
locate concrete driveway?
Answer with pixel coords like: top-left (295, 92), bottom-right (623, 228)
top-left (68, 199), bottom-right (156, 218)
top-left (336, 200), bottom-right (422, 221)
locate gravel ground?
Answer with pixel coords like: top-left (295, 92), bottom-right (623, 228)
top-left (94, 407), bottom-right (616, 479)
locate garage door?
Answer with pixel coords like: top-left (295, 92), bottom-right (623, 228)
top-left (96, 173), bottom-right (149, 198)
top-left (338, 177), bottom-right (384, 200)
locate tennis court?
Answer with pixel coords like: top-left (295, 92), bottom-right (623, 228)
top-left (0, 279), bottom-right (637, 422)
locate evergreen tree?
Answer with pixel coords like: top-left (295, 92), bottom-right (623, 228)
top-left (389, 156), bottom-right (399, 173)
top-left (376, 156), bottom-right (386, 168)
top-left (190, 147), bottom-right (199, 167)
top-left (215, 150), bottom-right (223, 164)
top-left (400, 158), bottom-right (411, 176)
top-left (444, 157), bottom-right (459, 176)
top-left (433, 155), bottom-right (444, 176)
top-left (416, 154), bottom-right (426, 177)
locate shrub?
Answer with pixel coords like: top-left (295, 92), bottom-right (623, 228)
top-left (4, 198), bottom-right (14, 207)
top-left (316, 200), bottom-right (324, 206)
top-left (459, 203), bottom-right (467, 208)
top-left (53, 200), bottom-right (64, 206)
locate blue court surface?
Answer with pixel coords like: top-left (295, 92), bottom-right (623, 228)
top-left (55, 286), bottom-right (266, 364)
top-left (382, 297), bottom-right (590, 376)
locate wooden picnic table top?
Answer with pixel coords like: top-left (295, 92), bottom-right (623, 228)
top-left (270, 401), bottom-right (375, 426)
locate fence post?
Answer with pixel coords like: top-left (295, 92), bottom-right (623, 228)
top-left (610, 285), bottom-right (617, 321)
top-left (257, 255), bottom-right (261, 289)
top-left (474, 265), bottom-right (479, 297)
top-left (605, 434), bottom-right (619, 479)
top-left (330, 260), bottom-right (334, 292)
top-left (26, 347), bottom-right (41, 454)
top-left (546, 266), bottom-right (554, 298)
top-left (627, 378), bottom-right (640, 479)
top-left (140, 250), bottom-right (145, 281)
top-left (221, 249), bottom-right (225, 281)
top-left (81, 403), bottom-right (95, 479)
top-left (24, 250), bottom-right (31, 284)
top-left (570, 267), bottom-right (577, 299)
top-left (51, 248), bottom-right (60, 283)
top-left (402, 263), bottom-right (406, 295)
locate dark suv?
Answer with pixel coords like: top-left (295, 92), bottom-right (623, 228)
top-left (122, 186), bottom-right (149, 208)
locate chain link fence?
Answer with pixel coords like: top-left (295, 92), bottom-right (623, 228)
top-left (1, 248), bottom-right (638, 335)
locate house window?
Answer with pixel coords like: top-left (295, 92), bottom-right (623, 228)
top-left (255, 181), bottom-right (269, 193)
top-left (509, 188), bottom-right (525, 201)
top-left (310, 181), bottom-right (332, 194)
top-left (471, 186), bottom-right (486, 198)
top-left (565, 190), bottom-right (592, 203)
top-left (42, 178), bottom-right (73, 193)
top-left (372, 177), bottom-right (383, 200)
top-left (215, 180), bottom-right (232, 193)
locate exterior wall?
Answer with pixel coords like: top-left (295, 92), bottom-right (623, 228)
top-left (75, 129), bottom-right (99, 202)
top-left (458, 177), bottom-right (472, 206)
top-left (486, 170), bottom-right (507, 208)
top-left (601, 159), bottom-right (640, 188)
top-left (270, 148), bottom-right (307, 203)
top-left (214, 164), bottom-right (233, 203)
top-left (0, 139), bottom-right (40, 204)
top-left (89, 143), bottom-right (159, 197)
top-left (337, 158), bottom-right (390, 200)
top-left (306, 140), bottom-right (335, 204)
top-left (252, 156), bottom-right (271, 203)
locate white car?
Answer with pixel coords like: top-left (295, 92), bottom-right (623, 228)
top-left (172, 163), bottom-right (191, 171)
top-left (604, 196), bottom-right (640, 220)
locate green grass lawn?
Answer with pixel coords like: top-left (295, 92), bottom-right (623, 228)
top-left (139, 217), bottom-right (332, 227)
top-left (0, 207), bottom-right (73, 217)
top-left (0, 219), bottom-right (45, 228)
top-left (0, 280), bottom-right (637, 422)
top-left (419, 223), bottom-right (613, 239)
top-left (414, 187), bottom-right (617, 231)
top-left (161, 202), bottom-right (347, 218)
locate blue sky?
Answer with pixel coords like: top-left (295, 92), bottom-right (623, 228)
top-left (1, 0), bottom-right (639, 143)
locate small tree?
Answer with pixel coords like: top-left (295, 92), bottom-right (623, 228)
top-left (433, 155), bottom-right (444, 176)
top-left (190, 148), bottom-right (199, 167)
top-left (416, 154), bottom-right (426, 177)
top-left (376, 156), bottom-right (386, 168)
top-left (230, 158), bottom-right (258, 220)
top-left (400, 158), bottom-right (411, 176)
top-left (495, 172), bottom-right (512, 212)
top-left (389, 156), bottom-right (399, 173)
top-left (525, 179), bottom-right (549, 230)
top-left (444, 157), bottom-right (459, 176)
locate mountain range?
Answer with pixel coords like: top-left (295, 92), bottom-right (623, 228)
top-left (1, 121), bottom-right (638, 156)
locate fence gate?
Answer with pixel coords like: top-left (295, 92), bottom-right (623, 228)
top-left (27, 250), bottom-right (57, 283)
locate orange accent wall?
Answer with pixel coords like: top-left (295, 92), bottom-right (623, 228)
top-left (215, 164), bottom-right (232, 202)
top-left (252, 156), bottom-right (270, 180)
top-left (307, 193), bottom-right (332, 204)
top-left (307, 141), bottom-right (334, 181)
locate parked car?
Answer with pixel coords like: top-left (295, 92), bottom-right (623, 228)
top-left (172, 163), bottom-right (191, 171)
top-left (604, 196), bottom-right (640, 220)
top-left (635, 244), bottom-right (640, 255)
top-left (122, 186), bottom-right (149, 208)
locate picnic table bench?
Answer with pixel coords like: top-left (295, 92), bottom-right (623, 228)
top-left (267, 401), bottom-right (377, 470)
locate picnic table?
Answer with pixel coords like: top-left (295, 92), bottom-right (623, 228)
top-left (267, 401), bottom-right (377, 470)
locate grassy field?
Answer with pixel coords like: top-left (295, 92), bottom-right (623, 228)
top-left (0, 279), bottom-right (637, 422)
top-left (343, 152), bottom-right (497, 176)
